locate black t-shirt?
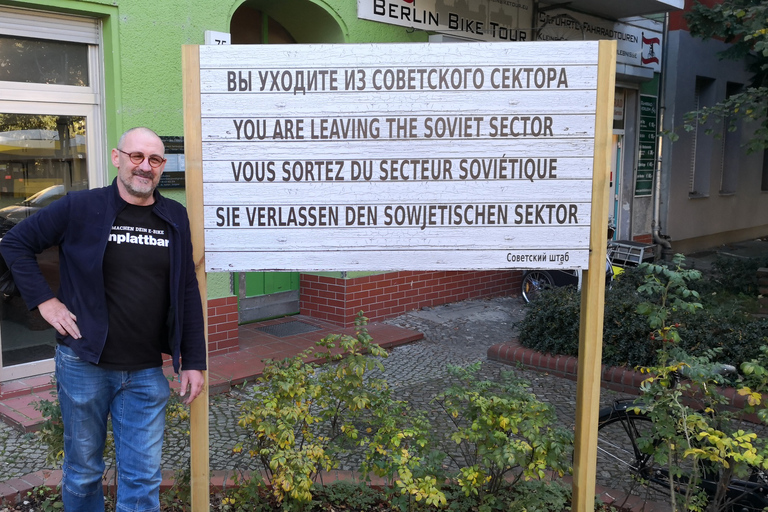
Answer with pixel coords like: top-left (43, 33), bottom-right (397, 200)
top-left (98, 204), bottom-right (171, 370)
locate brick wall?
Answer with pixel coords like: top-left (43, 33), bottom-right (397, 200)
top-left (301, 270), bottom-right (521, 327)
top-left (633, 233), bottom-right (654, 245)
top-left (207, 296), bottom-right (239, 355)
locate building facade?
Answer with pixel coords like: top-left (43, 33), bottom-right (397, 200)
top-left (660, 0), bottom-right (768, 254)
top-left (0, 0), bottom-right (681, 383)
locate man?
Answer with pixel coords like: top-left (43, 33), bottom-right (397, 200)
top-left (0, 127), bottom-right (206, 511)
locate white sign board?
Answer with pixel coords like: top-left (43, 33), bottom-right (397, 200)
top-left (204, 30), bottom-right (231, 45)
top-left (357, 0), bottom-right (534, 42)
top-left (537, 9), bottom-right (663, 72)
top-left (198, 42), bottom-right (600, 272)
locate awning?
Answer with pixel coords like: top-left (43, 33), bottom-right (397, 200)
top-left (539, 0), bottom-right (683, 20)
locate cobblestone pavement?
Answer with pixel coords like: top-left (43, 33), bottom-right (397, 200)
top-left (0, 296), bottom-right (629, 482)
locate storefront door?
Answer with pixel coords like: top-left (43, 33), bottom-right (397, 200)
top-left (0, 10), bottom-right (104, 381)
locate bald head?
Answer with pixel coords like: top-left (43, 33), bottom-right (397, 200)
top-left (117, 127), bottom-right (165, 153)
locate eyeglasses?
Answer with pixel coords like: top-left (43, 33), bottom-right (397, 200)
top-left (117, 149), bottom-right (166, 169)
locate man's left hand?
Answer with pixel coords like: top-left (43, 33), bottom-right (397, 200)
top-left (179, 370), bottom-right (205, 405)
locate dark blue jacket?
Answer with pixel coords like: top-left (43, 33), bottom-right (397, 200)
top-left (0, 180), bottom-right (206, 373)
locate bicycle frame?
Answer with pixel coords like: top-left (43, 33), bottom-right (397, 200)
top-left (597, 398), bottom-right (768, 511)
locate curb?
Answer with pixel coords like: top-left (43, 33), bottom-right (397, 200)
top-left (0, 468), bottom-right (388, 506)
top-left (488, 339), bottom-right (759, 415)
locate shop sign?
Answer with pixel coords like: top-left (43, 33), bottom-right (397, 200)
top-left (635, 95), bottom-right (658, 196)
top-left (357, 0), bottom-right (533, 42)
top-left (158, 136), bottom-right (185, 189)
top-left (194, 41), bottom-right (612, 272)
top-left (538, 8), bottom-right (663, 72)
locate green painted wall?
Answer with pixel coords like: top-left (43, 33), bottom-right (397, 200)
top-left (1, 0), bottom-right (427, 298)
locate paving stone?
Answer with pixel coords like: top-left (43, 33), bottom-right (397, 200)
top-left (0, 296), bottom-right (632, 483)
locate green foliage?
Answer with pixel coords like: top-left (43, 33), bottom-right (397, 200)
top-left (681, 0), bottom-right (768, 153)
top-left (360, 396), bottom-right (446, 508)
top-left (440, 479), bottom-right (572, 512)
top-left (601, 267), bottom-right (652, 367)
top-left (709, 253), bottom-right (768, 295)
top-left (635, 254), bottom-right (703, 345)
top-left (505, 479), bottom-right (572, 512)
top-left (434, 363), bottom-right (573, 510)
top-left (310, 481), bottom-right (386, 511)
top-left (632, 257), bottom-right (768, 511)
top-left (518, 255), bottom-right (768, 369)
top-left (234, 314), bottom-right (574, 512)
top-left (20, 486), bottom-right (64, 511)
top-left (517, 284), bottom-right (581, 357)
top-left (218, 474), bottom-right (274, 512)
top-left (637, 345), bottom-right (768, 511)
top-left (235, 312), bottom-right (410, 509)
top-left (33, 383), bottom-right (65, 468)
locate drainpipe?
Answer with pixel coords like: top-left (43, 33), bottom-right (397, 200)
top-left (653, 11), bottom-right (673, 260)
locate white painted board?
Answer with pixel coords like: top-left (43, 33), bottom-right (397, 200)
top-left (197, 42), bottom-right (601, 272)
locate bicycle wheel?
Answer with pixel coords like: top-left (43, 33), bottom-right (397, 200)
top-left (521, 270), bottom-right (553, 303)
top-left (596, 410), bottom-right (670, 508)
top-left (720, 467), bottom-right (768, 512)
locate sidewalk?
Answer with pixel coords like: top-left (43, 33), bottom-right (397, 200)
top-left (1, 297), bottom-right (524, 486)
top-left (0, 295), bottom-right (665, 510)
top-left (2, 239), bottom-right (767, 507)
top-left (0, 315), bottom-right (423, 432)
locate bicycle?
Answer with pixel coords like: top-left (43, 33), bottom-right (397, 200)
top-left (520, 224), bottom-right (626, 303)
top-left (520, 255), bottom-right (617, 303)
top-left (595, 364), bottom-right (768, 511)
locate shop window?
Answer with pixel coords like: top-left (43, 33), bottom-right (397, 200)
top-left (0, 35), bottom-right (89, 86)
top-left (689, 76), bottom-right (716, 198)
top-left (0, 5), bottom-right (103, 381)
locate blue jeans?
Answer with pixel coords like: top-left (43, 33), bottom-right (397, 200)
top-left (55, 344), bottom-right (170, 512)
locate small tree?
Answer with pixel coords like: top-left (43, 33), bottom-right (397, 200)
top-left (635, 255), bottom-right (768, 512)
top-left (434, 363), bottom-right (573, 512)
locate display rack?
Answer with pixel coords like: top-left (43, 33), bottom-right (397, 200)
top-left (608, 240), bottom-right (656, 267)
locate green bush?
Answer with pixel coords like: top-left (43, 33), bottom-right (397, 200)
top-left (434, 363), bottom-right (573, 508)
top-left (234, 318), bottom-right (573, 511)
top-left (518, 258), bottom-right (768, 369)
top-left (516, 285), bottom-right (581, 357)
top-left (710, 253), bottom-right (768, 295)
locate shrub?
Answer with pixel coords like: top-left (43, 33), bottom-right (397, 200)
top-left (710, 253), bottom-right (768, 295)
top-left (517, 257), bottom-right (768, 369)
top-left (516, 285), bottom-right (581, 357)
top-left (434, 363), bottom-right (573, 511)
top-left (235, 317), bottom-right (575, 511)
top-left (235, 313), bottom-right (396, 508)
top-left (632, 259), bottom-right (768, 511)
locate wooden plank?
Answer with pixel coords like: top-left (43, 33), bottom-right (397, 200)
top-left (201, 156), bottom-right (596, 182)
top-left (204, 248), bottom-right (590, 272)
top-left (202, 180), bottom-right (594, 203)
top-left (199, 41), bottom-right (601, 67)
top-left (202, 139), bottom-right (598, 160)
top-left (571, 39), bottom-right (616, 512)
top-left (200, 89), bottom-right (600, 115)
top-left (199, 67), bottom-right (599, 94)
top-left (204, 226), bottom-right (590, 250)
top-left (200, 91), bottom-right (599, 116)
top-left (182, 44), bottom-right (210, 512)
top-left (200, 114), bottom-right (596, 141)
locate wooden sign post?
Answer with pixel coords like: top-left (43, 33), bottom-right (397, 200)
top-left (572, 42), bottom-right (615, 512)
top-left (182, 40), bottom-right (616, 512)
top-left (182, 45), bottom-right (210, 512)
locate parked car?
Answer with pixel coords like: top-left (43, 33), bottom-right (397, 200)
top-left (0, 184), bottom-right (65, 236)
